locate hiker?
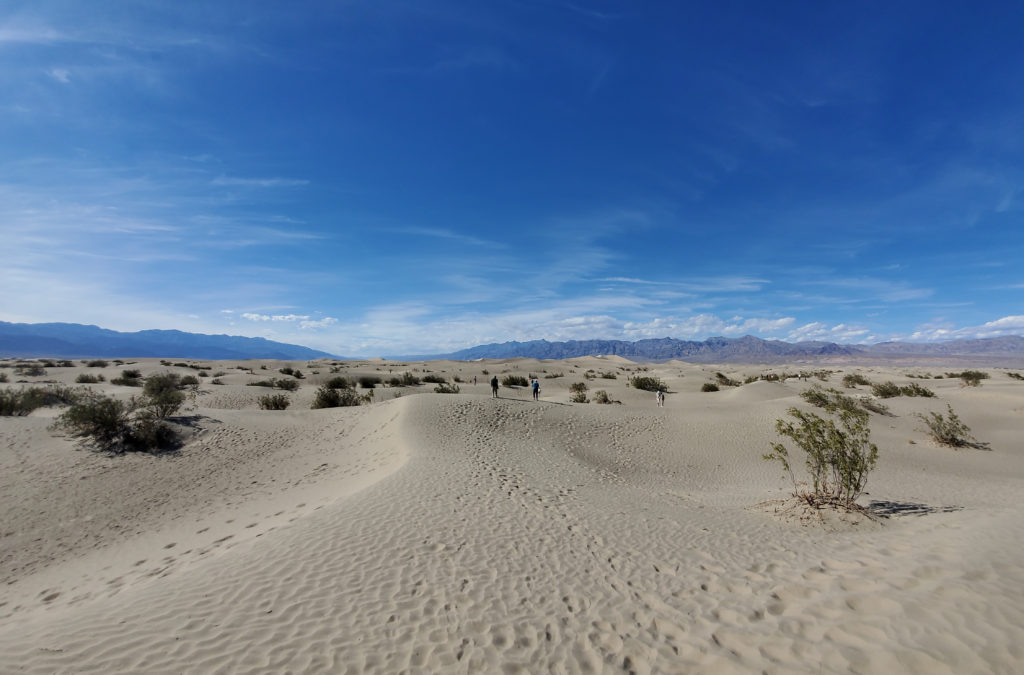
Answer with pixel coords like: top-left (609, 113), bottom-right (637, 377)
top-left (656, 389), bottom-right (665, 407)
top-left (532, 379), bottom-right (540, 401)
top-left (490, 375), bottom-right (499, 398)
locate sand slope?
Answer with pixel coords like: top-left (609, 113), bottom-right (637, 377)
top-left (1, 359), bottom-right (1023, 673)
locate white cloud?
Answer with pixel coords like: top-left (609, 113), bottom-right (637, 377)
top-left (300, 317), bottom-right (338, 329)
top-left (48, 68), bottom-right (70, 83)
top-left (211, 176), bottom-right (309, 188)
top-left (241, 313), bottom-right (310, 322)
top-left (787, 322), bottom-right (870, 343)
top-left (906, 315), bottom-right (1024, 341)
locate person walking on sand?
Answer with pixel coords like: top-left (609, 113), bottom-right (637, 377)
top-left (490, 375), bottom-right (499, 398)
top-left (532, 379), bottom-right (540, 401)
top-left (656, 389), bottom-right (665, 407)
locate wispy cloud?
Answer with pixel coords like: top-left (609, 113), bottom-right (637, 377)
top-left (211, 176), bottom-right (309, 188)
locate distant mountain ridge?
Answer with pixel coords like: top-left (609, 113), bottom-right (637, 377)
top-left (0, 322), bottom-right (337, 360)
top-left (413, 335), bottom-right (1024, 364)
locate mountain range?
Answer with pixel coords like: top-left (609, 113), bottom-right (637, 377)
top-left (411, 335), bottom-right (1024, 365)
top-left (2, 321), bottom-right (1023, 364)
top-left (0, 322), bottom-right (336, 360)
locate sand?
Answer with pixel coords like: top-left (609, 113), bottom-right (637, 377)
top-left (1, 357), bottom-right (1023, 673)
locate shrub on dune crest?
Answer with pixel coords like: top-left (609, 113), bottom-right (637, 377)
top-left (630, 376), bottom-right (667, 392)
top-left (917, 405), bottom-right (978, 448)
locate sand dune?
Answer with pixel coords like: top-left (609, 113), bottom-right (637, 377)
top-left (1, 358), bottom-right (1023, 672)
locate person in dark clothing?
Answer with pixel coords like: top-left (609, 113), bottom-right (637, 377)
top-left (532, 379), bottom-right (540, 400)
top-left (490, 376), bottom-right (499, 398)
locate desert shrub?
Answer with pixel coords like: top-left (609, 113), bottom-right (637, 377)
top-left (743, 375), bottom-right (759, 384)
top-left (800, 385), bottom-right (832, 408)
top-left (211, 378), bottom-right (224, 385)
top-left (311, 386), bottom-right (365, 408)
top-left (52, 391), bottom-right (176, 453)
top-left (544, 372), bottom-right (564, 379)
top-left (569, 391), bottom-right (589, 403)
top-left (86, 360), bottom-right (109, 368)
top-left (248, 379), bottom-right (275, 388)
top-left (870, 381), bottom-right (901, 398)
top-left (900, 382), bottom-right (935, 398)
top-left (179, 374), bottom-right (200, 387)
top-left (593, 390), bottom-right (612, 404)
top-left (174, 362), bottom-right (189, 368)
top-left (40, 359), bottom-right (56, 367)
top-left (396, 372), bottom-right (421, 386)
top-left (765, 406), bottom-right (878, 507)
top-left (358, 375), bottom-right (381, 389)
top-left (247, 377), bottom-right (299, 391)
top-left (917, 404), bottom-right (978, 447)
top-left (1, 386), bottom-right (79, 416)
top-left (502, 375), bottom-right (529, 387)
top-left (111, 369), bottom-right (144, 386)
top-left (278, 367), bottom-right (304, 379)
top-left (947, 370), bottom-right (988, 387)
top-left (142, 373), bottom-right (187, 419)
top-left (857, 397), bottom-right (890, 416)
top-left (630, 376), bottom-right (667, 392)
top-left (701, 383), bottom-right (719, 392)
top-left (434, 382), bottom-right (460, 394)
top-left (481, 369), bottom-right (489, 375)
top-left (15, 363), bottom-right (46, 376)
top-left (213, 371), bottom-right (227, 377)
top-left (842, 373), bottom-right (871, 388)
top-left (422, 374), bottom-right (447, 384)
top-left (761, 373), bottom-right (780, 382)
top-left (0, 372), bottom-right (7, 383)
top-left (599, 371), bottom-right (617, 379)
top-left (813, 370), bottom-right (833, 382)
top-left (453, 375), bottom-right (463, 383)
top-left (259, 393), bottom-right (291, 410)
top-left (325, 376), bottom-right (353, 389)
top-left (75, 373), bottom-right (106, 384)
top-left (569, 382), bottom-right (588, 394)
top-left (715, 372), bottom-right (741, 387)
top-left (1007, 372), bottom-right (1024, 381)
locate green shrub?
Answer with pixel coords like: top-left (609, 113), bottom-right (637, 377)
top-left (75, 373), bottom-right (105, 384)
top-left (502, 375), bottom-right (529, 387)
top-left (841, 373), bottom-right (871, 388)
top-left (701, 382), bottom-right (719, 392)
top-left (630, 376), bottom-right (667, 392)
top-left (142, 373), bottom-right (187, 419)
top-left (311, 386), bottom-right (365, 408)
top-left (870, 381), bottom-right (901, 398)
top-left (900, 382), bottom-right (935, 398)
top-left (765, 406), bottom-right (878, 507)
top-left (357, 375), bottom-right (381, 388)
top-left (422, 374), bottom-right (447, 384)
top-left (434, 382), bottom-right (460, 394)
top-left (259, 393), bottom-right (291, 410)
top-left (947, 370), bottom-right (988, 387)
top-left (714, 372), bottom-right (740, 387)
top-left (52, 391), bottom-right (177, 453)
top-left (86, 360), bottom-right (109, 368)
top-left (857, 397), bottom-right (890, 416)
top-left (916, 405), bottom-right (978, 447)
top-left (325, 376), bottom-right (353, 389)
top-left (1, 386), bottom-right (79, 416)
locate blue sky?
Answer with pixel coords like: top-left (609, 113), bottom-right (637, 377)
top-left (2, 1), bottom-right (1022, 356)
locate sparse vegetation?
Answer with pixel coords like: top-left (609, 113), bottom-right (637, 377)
top-left (701, 382), bottom-right (719, 392)
top-left (870, 381), bottom-right (902, 398)
top-left (917, 404), bottom-right (978, 447)
top-left (434, 382), bottom-right (460, 394)
top-left (1, 385), bottom-right (79, 416)
top-left (842, 373), bottom-right (871, 388)
top-left (422, 374), bottom-right (447, 384)
top-left (86, 360), bottom-right (109, 368)
top-left (569, 381), bottom-right (589, 403)
top-left (714, 372), bottom-right (741, 387)
top-left (599, 371), bottom-right (617, 379)
top-left (630, 376), bottom-right (667, 392)
top-left (801, 384), bottom-right (890, 416)
top-left (279, 367), bottom-right (304, 379)
top-left (15, 363), bottom-right (46, 377)
top-left (259, 394), bottom-right (291, 410)
top-left (75, 373), bottom-right (106, 384)
top-left (0, 372), bottom-right (7, 383)
top-left (593, 390), bottom-right (617, 404)
top-left (947, 370), bottom-right (988, 387)
top-left (900, 382), bottom-right (935, 398)
top-left (543, 372), bottom-right (564, 379)
top-left (52, 390), bottom-right (179, 453)
top-left (111, 369), bottom-right (144, 386)
top-left (765, 406), bottom-right (878, 508)
top-left (502, 375), bottom-right (529, 387)
top-left (325, 376), bottom-right (353, 389)
top-left (311, 386), bottom-right (367, 408)
top-left (248, 377), bottom-right (300, 391)
top-left (358, 375), bottom-right (382, 389)
top-left (387, 372), bottom-right (420, 387)
top-left (1007, 372), bottom-right (1024, 381)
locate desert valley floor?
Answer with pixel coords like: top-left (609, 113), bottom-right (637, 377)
top-left (1, 356), bottom-right (1023, 673)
